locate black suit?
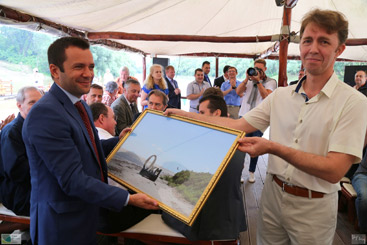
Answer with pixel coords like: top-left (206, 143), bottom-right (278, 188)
top-left (214, 75), bottom-right (226, 88)
top-left (162, 150), bottom-right (247, 240)
top-left (165, 76), bottom-right (181, 109)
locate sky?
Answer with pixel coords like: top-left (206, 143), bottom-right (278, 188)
top-left (118, 112), bottom-right (238, 174)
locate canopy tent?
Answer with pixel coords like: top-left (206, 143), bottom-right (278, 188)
top-left (1, 0), bottom-right (367, 84)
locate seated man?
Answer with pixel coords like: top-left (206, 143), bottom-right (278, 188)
top-left (147, 90), bottom-right (168, 112)
top-left (84, 83), bottom-right (103, 105)
top-left (102, 81), bottom-right (118, 107)
top-left (134, 90), bottom-right (168, 121)
top-left (111, 79), bottom-right (140, 135)
top-left (90, 102), bottom-right (117, 139)
top-left (0, 86), bottom-right (43, 215)
top-left (352, 151), bottom-right (367, 234)
top-left (162, 95), bottom-right (246, 241)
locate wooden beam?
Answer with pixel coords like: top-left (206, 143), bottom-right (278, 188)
top-left (346, 38), bottom-right (367, 46)
top-left (89, 39), bottom-right (145, 55)
top-left (88, 32), bottom-right (273, 43)
top-left (0, 5), bottom-right (84, 38)
top-left (278, 6), bottom-right (292, 87)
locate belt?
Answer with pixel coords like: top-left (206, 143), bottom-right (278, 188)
top-left (227, 105), bottom-right (240, 107)
top-left (272, 175), bottom-right (324, 198)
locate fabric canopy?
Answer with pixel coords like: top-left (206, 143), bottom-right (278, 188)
top-left (0, 0), bottom-right (367, 61)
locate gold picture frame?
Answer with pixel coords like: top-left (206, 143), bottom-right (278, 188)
top-left (106, 109), bottom-right (244, 226)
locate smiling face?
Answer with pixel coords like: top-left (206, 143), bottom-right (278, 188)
top-left (355, 70), bottom-right (367, 87)
top-left (300, 22), bottom-right (345, 77)
top-left (85, 87), bottom-right (103, 105)
top-left (50, 46), bottom-right (95, 98)
top-left (195, 70), bottom-right (204, 83)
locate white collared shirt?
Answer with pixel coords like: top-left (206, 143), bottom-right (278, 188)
top-left (96, 127), bottom-right (114, 140)
top-left (244, 73), bottom-right (367, 193)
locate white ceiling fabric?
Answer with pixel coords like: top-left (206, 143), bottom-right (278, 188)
top-left (1, 0), bottom-right (367, 60)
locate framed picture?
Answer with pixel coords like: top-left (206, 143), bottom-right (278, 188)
top-left (106, 109), bottom-right (245, 226)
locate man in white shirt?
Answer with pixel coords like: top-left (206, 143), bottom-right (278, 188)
top-left (166, 9), bottom-right (367, 244)
top-left (237, 59), bottom-right (277, 183)
top-left (90, 102), bottom-right (117, 139)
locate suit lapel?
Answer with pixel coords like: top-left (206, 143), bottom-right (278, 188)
top-left (49, 84), bottom-right (101, 164)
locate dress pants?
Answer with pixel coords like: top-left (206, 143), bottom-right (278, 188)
top-left (257, 174), bottom-right (337, 245)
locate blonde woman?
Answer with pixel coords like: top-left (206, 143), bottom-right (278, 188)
top-left (141, 64), bottom-right (169, 109)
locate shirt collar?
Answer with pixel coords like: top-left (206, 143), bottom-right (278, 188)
top-left (293, 72), bottom-right (338, 100)
top-left (123, 94), bottom-right (133, 106)
top-left (55, 83), bottom-right (81, 104)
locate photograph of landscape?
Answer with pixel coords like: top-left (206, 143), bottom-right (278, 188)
top-left (107, 111), bottom-right (241, 223)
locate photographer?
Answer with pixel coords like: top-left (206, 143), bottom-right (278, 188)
top-left (236, 59), bottom-right (277, 183)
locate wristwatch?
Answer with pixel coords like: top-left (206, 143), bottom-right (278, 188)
top-left (232, 86), bottom-right (237, 89)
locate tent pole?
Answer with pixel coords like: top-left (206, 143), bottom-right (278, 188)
top-left (142, 55), bottom-right (146, 82)
top-left (215, 57), bottom-right (219, 78)
top-left (278, 6), bottom-right (292, 87)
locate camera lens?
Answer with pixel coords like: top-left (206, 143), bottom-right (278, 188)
top-left (247, 67), bottom-right (258, 76)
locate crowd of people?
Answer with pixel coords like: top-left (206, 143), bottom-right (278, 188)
top-left (0, 8), bottom-right (366, 245)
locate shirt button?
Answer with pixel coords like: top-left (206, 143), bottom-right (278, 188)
top-left (299, 119), bottom-right (303, 123)
top-left (295, 139), bottom-right (298, 143)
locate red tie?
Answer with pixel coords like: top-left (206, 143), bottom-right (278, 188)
top-left (74, 101), bottom-right (105, 182)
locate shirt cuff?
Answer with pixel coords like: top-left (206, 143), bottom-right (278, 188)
top-left (124, 193), bottom-right (130, 206)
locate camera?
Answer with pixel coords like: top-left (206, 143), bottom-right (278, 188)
top-left (247, 67), bottom-right (261, 76)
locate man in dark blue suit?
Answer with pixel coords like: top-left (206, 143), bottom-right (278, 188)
top-left (202, 61), bottom-right (212, 87)
top-left (22, 37), bottom-right (158, 245)
top-left (0, 86), bottom-right (42, 216)
top-left (164, 65), bottom-right (181, 109)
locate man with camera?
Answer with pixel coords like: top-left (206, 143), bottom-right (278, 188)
top-left (236, 59), bottom-right (277, 183)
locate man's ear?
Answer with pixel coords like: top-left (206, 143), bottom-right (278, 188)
top-left (97, 114), bottom-right (105, 124)
top-left (335, 43), bottom-right (346, 58)
top-left (213, 109), bottom-right (222, 117)
top-left (49, 64), bottom-right (60, 81)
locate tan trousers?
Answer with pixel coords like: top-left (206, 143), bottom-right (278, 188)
top-left (227, 106), bottom-right (240, 119)
top-left (257, 174), bottom-right (338, 245)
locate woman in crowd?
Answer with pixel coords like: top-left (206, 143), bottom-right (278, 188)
top-left (141, 64), bottom-right (169, 109)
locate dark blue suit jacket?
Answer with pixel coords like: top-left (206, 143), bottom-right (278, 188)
top-left (165, 76), bottom-right (181, 109)
top-left (22, 83), bottom-right (127, 245)
top-left (0, 113), bottom-right (30, 215)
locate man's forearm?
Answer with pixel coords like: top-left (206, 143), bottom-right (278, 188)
top-left (267, 141), bottom-right (355, 184)
top-left (187, 93), bottom-right (202, 100)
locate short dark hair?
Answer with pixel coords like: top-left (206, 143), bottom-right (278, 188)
top-left (199, 95), bottom-right (227, 117)
top-left (202, 61), bottom-right (210, 67)
top-left (90, 102), bottom-right (108, 122)
top-left (195, 68), bottom-right (203, 75)
top-left (90, 83), bottom-right (103, 91)
top-left (223, 65), bottom-right (231, 73)
top-left (300, 9), bottom-right (348, 45)
top-left (48, 37), bottom-right (90, 73)
top-left (228, 66), bottom-right (237, 73)
top-left (148, 90), bottom-right (168, 106)
top-left (202, 87), bottom-right (224, 98)
top-left (356, 70), bottom-right (367, 76)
